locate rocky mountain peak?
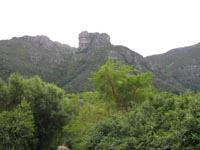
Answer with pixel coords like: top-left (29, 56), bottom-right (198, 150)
top-left (12, 35), bottom-right (59, 50)
top-left (78, 31), bottom-right (111, 51)
top-left (14, 35), bottom-right (51, 43)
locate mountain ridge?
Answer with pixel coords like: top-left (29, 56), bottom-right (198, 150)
top-left (147, 42), bottom-right (200, 91)
top-left (1, 31), bottom-right (198, 93)
top-left (0, 32), bottom-right (154, 92)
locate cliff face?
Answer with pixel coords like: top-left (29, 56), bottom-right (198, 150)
top-left (78, 31), bottom-right (111, 51)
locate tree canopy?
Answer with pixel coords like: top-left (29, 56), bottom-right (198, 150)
top-left (0, 74), bottom-right (69, 150)
top-left (1, 59), bottom-right (200, 150)
top-left (90, 58), bottom-right (152, 110)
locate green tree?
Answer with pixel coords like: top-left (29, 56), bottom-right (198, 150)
top-left (23, 76), bottom-right (69, 150)
top-left (0, 78), bottom-right (8, 111)
top-left (0, 100), bottom-right (35, 150)
top-left (8, 73), bottom-right (25, 107)
top-left (63, 60), bottom-right (153, 149)
top-left (63, 92), bottom-right (113, 150)
top-left (0, 74), bottom-right (70, 150)
top-left (85, 91), bottom-right (200, 150)
top-left (90, 58), bottom-right (152, 110)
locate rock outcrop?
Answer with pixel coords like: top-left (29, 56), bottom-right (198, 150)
top-left (78, 31), bottom-right (111, 51)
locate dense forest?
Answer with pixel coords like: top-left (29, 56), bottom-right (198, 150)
top-left (1, 58), bottom-right (200, 150)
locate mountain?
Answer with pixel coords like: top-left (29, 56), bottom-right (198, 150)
top-left (0, 31), bottom-right (156, 93)
top-left (4, 31), bottom-right (199, 93)
top-left (0, 35), bottom-right (77, 84)
top-left (146, 43), bottom-right (200, 91)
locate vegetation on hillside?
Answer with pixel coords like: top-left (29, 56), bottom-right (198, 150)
top-left (147, 43), bottom-right (200, 91)
top-left (0, 59), bottom-right (200, 150)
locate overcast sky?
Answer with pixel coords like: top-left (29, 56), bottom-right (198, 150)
top-left (1, 0), bottom-right (200, 56)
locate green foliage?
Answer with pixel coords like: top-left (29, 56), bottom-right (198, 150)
top-left (85, 91), bottom-right (200, 150)
top-left (63, 92), bottom-right (114, 150)
top-left (0, 78), bottom-right (8, 111)
top-left (90, 58), bottom-right (152, 110)
top-left (23, 76), bottom-right (69, 150)
top-left (7, 73), bottom-right (25, 108)
top-left (147, 43), bottom-right (200, 92)
top-left (0, 100), bottom-right (35, 150)
top-left (0, 74), bottom-right (70, 150)
top-left (63, 59), bottom-right (153, 149)
top-left (1, 58), bottom-right (200, 150)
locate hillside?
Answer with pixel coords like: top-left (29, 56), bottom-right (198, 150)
top-left (0, 35), bottom-right (76, 81)
top-left (146, 43), bottom-right (200, 91)
top-left (0, 31), bottom-right (158, 93)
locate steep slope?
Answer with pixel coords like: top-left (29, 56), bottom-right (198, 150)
top-left (0, 32), bottom-right (153, 93)
top-left (0, 31), bottom-right (184, 93)
top-left (0, 35), bottom-right (76, 82)
top-left (146, 43), bottom-right (200, 91)
top-left (62, 31), bottom-right (151, 92)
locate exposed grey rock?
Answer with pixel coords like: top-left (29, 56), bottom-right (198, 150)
top-left (78, 31), bottom-right (111, 51)
top-left (16, 35), bottom-right (52, 48)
